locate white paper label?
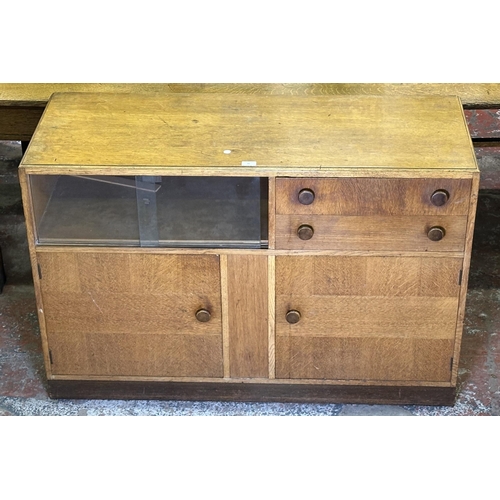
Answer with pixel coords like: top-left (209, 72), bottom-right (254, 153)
top-left (241, 161), bottom-right (257, 166)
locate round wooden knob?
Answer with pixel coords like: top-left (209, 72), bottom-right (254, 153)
top-left (427, 226), bottom-right (446, 241)
top-left (286, 310), bottom-right (301, 324)
top-left (297, 224), bottom-right (314, 240)
top-left (298, 188), bottom-right (315, 205)
top-left (195, 309), bottom-right (211, 322)
top-left (431, 190), bottom-right (449, 207)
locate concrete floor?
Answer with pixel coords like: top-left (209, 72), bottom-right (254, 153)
top-left (1, 140), bottom-right (499, 416)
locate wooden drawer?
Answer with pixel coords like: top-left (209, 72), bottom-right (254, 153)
top-left (275, 214), bottom-right (468, 251)
top-left (275, 177), bottom-right (471, 251)
top-left (276, 178), bottom-right (472, 216)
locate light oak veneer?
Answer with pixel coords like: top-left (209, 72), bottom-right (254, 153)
top-left (19, 92), bottom-right (480, 404)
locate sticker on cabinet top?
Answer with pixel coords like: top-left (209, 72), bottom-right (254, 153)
top-left (241, 161), bottom-right (257, 166)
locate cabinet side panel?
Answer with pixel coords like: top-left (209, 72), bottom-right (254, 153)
top-left (227, 254), bottom-right (269, 378)
top-left (19, 168), bottom-right (53, 377)
top-left (451, 172), bottom-right (480, 384)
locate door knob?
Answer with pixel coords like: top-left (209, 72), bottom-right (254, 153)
top-left (286, 310), bottom-right (301, 324)
top-left (430, 190), bottom-right (449, 207)
top-left (297, 224), bottom-right (314, 240)
top-left (195, 309), bottom-right (211, 322)
top-left (427, 226), bottom-right (445, 241)
top-left (298, 188), bottom-right (315, 205)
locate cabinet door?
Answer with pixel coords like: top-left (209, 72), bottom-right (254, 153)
top-left (275, 256), bottom-right (462, 382)
top-left (37, 251), bottom-right (223, 378)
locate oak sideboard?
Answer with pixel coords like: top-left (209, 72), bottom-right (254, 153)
top-left (19, 92), bottom-right (479, 404)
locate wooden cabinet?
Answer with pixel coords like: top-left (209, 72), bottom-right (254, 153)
top-left (19, 92), bottom-right (479, 405)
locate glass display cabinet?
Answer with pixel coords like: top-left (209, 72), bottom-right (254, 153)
top-left (30, 175), bottom-right (268, 248)
top-left (19, 92), bottom-right (479, 404)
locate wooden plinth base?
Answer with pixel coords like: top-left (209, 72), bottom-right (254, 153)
top-left (47, 380), bottom-right (456, 406)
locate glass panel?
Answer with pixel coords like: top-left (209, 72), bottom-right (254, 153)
top-left (136, 176), bottom-right (160, 247)
top-left (32, 175), bottom-right (140, 246)
top-left (155, 177), bottom-right (266, 248)
top-left (30, 175), bottom-right (268, 248)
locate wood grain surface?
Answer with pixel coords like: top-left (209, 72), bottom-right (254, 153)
top-left (46, 379), bottom-right (457, 405)
top-left (275, 255), bottom-right (461, 382)
top-left (275, 337), bottom-right (454, 382)
top-left (21, 93), bottom-right (477, 171)
top-left (2, 83), bottom-right (500, 107)
top-left (48, 332), bottom-right (223, 378)
top-left (227, 254), bottom-right (268, 378)
top-left (276, 255), bottom-right (463, 297)
top-left (16, 88), bottom-right (480, 398)
top-left (37, 251), bottom-right (223, 378)
top-left (0, 83), bottom-right (173, 106)
top-left (268, 256), bottom-right (276, 378)
top-left (0, 106), bottom-right (44, 140)
top-left (451, 172), bottom-right (481, 384)
top-left (3, 83), bottom-right (496, 143)
top-left (166, 83), bottom-right (500, 108)
top-left (275, 214), bottom-right (468, 252)
top-left (276, 178), bottom-right (472, 216)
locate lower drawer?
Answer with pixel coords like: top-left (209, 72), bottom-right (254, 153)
top-left (275, 214), bottom-right (468, 251)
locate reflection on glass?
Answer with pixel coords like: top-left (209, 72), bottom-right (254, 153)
top-left (31, 175), bottom-right (268, 248)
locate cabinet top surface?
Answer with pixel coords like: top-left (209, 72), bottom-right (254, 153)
top-left (21, 92), bottom-right (478, 172)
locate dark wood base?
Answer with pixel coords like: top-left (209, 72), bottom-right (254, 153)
top-left (47, 380), bottom-right (457, 406)
top-left (0, 106), bottom-right (44, 142)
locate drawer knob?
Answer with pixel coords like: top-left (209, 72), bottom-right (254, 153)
top-left (298, 188), bottom-right (315, 205)
top-left (427, 226), bottom-right (446, 241)
top-left (297, 224), bottom-right (314, 240)
top-left (286, 310), bottom-right (301, 324)
top-left (195, 309), bottom-right (211, 322)
top-left (431, 190), bottom-right (449, 207)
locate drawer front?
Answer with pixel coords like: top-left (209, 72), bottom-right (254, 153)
top-left (276, 178), bottom-right (472, 216)
top-left (276, 214), bottom-right (468, 251)
top-left (276, 177), bottom-right (470, 251)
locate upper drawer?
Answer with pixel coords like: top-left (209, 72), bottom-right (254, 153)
top-left (276, 178), bottom-right (472, 216)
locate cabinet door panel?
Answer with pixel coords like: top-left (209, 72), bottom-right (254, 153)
top-left (38, 251), bottom-right (223, 378)
top-left (227, 254), bottom-right (269, 378)
top-left (276, 337), bottom-right (454, 381)
top-left (48, 332), bottom-right (222, 378)
top-left (275, 256), bottom-right (462, 382)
